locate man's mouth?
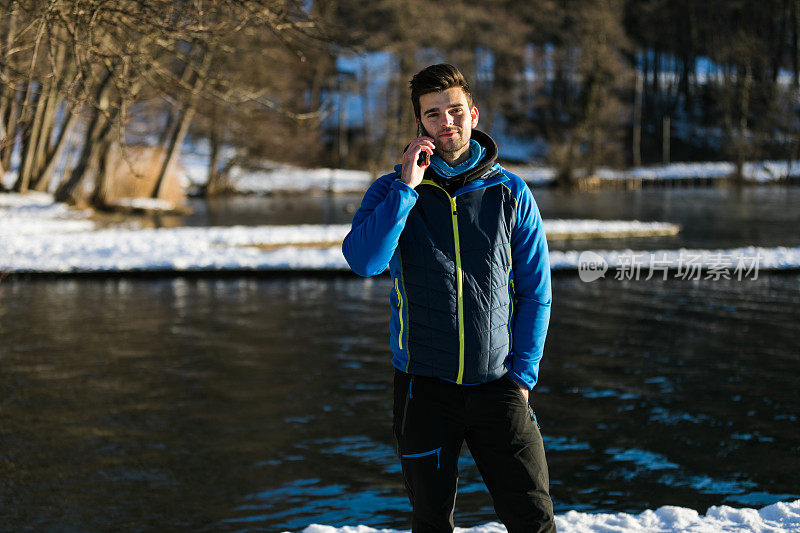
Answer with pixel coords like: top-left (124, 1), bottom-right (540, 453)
top-left (439, 130), bottom-right (458, 138)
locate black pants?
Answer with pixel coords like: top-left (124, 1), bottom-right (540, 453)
top-left (393, 370), bottom-right (556, 533)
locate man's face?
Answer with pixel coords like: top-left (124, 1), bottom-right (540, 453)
top-left (417, 87), bottom-right (479, 162)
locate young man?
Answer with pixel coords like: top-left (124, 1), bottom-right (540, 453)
top-left (342, 64), bottom-right (555, 533)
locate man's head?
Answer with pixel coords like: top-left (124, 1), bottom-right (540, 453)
top-left (410, 64), bottom-right (479, 164)
top-left (410, 64), bottom-right (474, 120)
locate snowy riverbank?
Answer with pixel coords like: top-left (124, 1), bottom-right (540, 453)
top-left (295, 498), bottom-right (800, 533)
top-left (2, 192), bottom-right (799, 275)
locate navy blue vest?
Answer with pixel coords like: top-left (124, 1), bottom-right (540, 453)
top-left (391, 170), bottom-right (517, 384)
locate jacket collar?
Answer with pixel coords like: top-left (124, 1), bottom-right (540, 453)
top-left (426, 129), bottom-right (498, 193)
top-left (394, 130), bottom-right (503, 195)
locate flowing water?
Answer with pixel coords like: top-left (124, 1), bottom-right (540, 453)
top-left (1, 186), bottom-right (798, 531)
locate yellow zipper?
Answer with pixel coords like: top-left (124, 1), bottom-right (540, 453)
top-left (421, 180), bottom-right (465, 384)
top-left (395, 277), bottom-right (404, 350)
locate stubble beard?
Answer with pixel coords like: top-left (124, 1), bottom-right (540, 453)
top-left (435, 130), bottom-right (470, 161)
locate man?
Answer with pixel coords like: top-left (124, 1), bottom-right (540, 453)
top-left (342, 64), bottom-right (555, 533)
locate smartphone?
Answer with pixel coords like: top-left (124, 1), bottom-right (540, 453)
top-left (416, 123), bottom-right (430, 167)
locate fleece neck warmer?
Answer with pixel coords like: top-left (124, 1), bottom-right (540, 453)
top-left (429, 140), bottom-right (486, 179)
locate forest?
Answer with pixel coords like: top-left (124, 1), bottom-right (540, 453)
top-left (1, 0), bottom-right (799, 206)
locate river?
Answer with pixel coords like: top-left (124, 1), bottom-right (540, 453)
top-left (1, 185), bottom-right (798, 530)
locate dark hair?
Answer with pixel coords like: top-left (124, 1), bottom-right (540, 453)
top-left (409, 63), bottom-right (473, 119)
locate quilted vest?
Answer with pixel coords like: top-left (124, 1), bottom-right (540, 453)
top-left (388, 169), bottom-right (517, 384)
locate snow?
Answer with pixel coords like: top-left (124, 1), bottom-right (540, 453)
top-left (1, 193), bottom-right (798, 274)
top-left (506, 160), bottom-right (800, 186)
top-left (232, 166), bottom-right (373, 194)
top-left (0, 191), bottom-right (95, 236)
top-left (110, 197), bottom-right (177, 211)
top-left (0, 224), bottom-right (349, 273)
top-left (178, 155), bottom-right (374, 194)
top-left (544, 219), bottom-right (678, 237)
top-left (619, 161), bottom-right (800, 183)
top-left (503, 165), bottom-right (557, 186)
top-left (295, 499), bottom-right (800, 532)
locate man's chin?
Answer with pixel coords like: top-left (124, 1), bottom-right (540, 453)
top-left (437, 137), bottom-right (465, 152)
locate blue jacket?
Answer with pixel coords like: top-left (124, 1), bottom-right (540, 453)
top-left (342, 142), bottom-right (551, 390)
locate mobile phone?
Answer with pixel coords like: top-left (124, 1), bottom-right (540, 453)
top-left (416, 123), bottom-right (430, 167)
top-left (417, 152), bottom-right (430, 167)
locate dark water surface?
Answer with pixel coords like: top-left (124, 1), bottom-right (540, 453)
top-left (1, 274), bottom-right (798, 531)
top-left (1, 186), bottom-right (799, 531)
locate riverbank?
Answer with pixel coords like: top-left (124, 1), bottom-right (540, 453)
top-left (3, 192), bottom-right (799, 276)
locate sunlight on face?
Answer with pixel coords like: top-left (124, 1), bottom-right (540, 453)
top-left (418, 87), bottom-right (479, 164)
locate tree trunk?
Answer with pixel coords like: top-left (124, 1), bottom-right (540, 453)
top-left (32, 103), bottom-right (78, 192)
top-left (30, 47), bottom-right (75, 191)
top-left (204, 116), bottom-right (228, 195)
top-left (157, 55), bottom-right (197, 146)
top-left (633, 68), bottom-right (643, 167)
top-left (55, 111), bottom-right (113, 206)
top-left (734, 64), bottom-right (752, 184)
top-left (651, 48), bottom-right (661, 120)
top-left (1, 86), bottom-right (20, 171)
top-left (793, 0), bottom-right (799, 88)
top-left (556, 139), bottom-right (578, 190)
top-left (0, 91), bottom-right (8, 181)
top-left (54, 73), bottom-right (113, 204)
top-left (30, 45), bottom-right (69, 187)
top-left (0, 1), bottom-right (18, 175)
top-left (89, 131), bottom-right (116, 208)
top-left (24, 78), bottom-right (61, 191)
top-left (13, 81), bottom-right (48, 192)
top-left (153, 103), bottom-right (195, 198)
top-left (153, 53), bottom-right (210, 198)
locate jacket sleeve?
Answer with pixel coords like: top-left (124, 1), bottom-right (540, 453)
top-left (342, 175), bottom-right (418, 277)
top-left (506, 179), bottom-right (552, 390)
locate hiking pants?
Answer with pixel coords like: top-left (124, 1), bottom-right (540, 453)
top-left (393, 370), bottom-right (556, 533)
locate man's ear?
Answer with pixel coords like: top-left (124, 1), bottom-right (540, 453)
top-left (471, 106), bottom-right (479, 128)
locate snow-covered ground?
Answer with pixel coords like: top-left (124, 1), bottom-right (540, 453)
top-left (545, 219), bottom-right (679, 238)
top-left (605, 160), bottom-right (800, 184)
top-left (1, 193), bottom-right (799, 275)
top-left (297, 498), bottom-right (800, 533)
top-left (180, 153), bottom-right (375, 194)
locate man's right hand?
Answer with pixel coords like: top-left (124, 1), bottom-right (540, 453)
top-left (400, 137), bottom-right (435, 189)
